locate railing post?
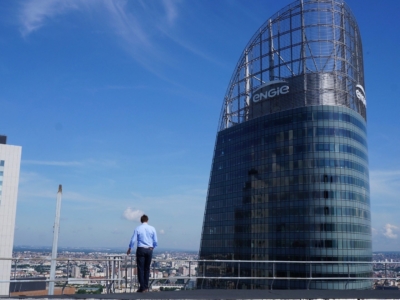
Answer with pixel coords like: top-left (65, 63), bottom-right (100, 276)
top-left (124, 256), bottom-right (127, 293)
top-left (112, 257), bottom-right (115, 293)
top-left (105, 257), bottom-right (109, 293)
top-left (134, 255), bottom-right (137, 292)
top-left (273, 262), bottom-right (275, 278)
top-left (129, 256), bottom-right (132, 292)
top-left (203, 261), bottom-right (205, 278)
top-left (118, 256), bottom-right (120, 291)
top-left (236, 261), bottom-right (240, 289)
top-left (120, 256), bottom-right (122, 291)
top-left (270, 262), bottom-right (275, 290)
top-left (183, 278), bottom-right (190, 290)
top-left (307, 262), bottom-right (312, 290)
top-left (201, 260), bottom-right (205, 289)
top-left (14, 258), bottom-right (17, 279)
top-left (345, 263), bottom-right (350, 289)
top-left (384, 262), bottom-right (387, 288)
top-left (152, 260), bottom-right (155, 281)
top-left (149, 260), bottom-right (155, 291)
top-left (381, 261), bottom-right (385, 290)
top-left (62, 259), bottom-right (70, 295)
top-left (67, 260), bottom-right (70, 279)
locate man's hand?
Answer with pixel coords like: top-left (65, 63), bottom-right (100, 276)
top-left (127, 248), bottom-right (131, 255)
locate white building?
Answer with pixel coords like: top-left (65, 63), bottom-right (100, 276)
top-left (71, 266), bottom-right (81, 278)
top-left (0, 137), bottom-right (22, 296)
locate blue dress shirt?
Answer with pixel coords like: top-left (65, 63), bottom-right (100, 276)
top-left (128, 222), bottom-right (158, 249)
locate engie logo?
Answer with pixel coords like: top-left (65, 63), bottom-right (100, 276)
top-left (356, 84), bottom-right (367, 107)
top-left (252, 80), bottom-right (289, 103)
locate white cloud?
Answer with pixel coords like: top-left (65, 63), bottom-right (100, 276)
top-left (17, 171), bottom-right (124, 209)
top-left (22, 159), bottom-right (117, 168)
top-left (159, 229), bottom-right (165, 234)
top-left (102, 1), bottom-right (151, 48)
top-left (123, 207), bottom-right (144, 222)
top-left (370, 170), bottom-right (400, 233)
top-left (383, 224), bottom-right (398, 239)
top-left (19, 0), bottom-right (83, 36)
top-left (17, 0), bottom-right (217, 79)
top-left (22, 160), bottom-right (83, 166)
top-left (370, 170), bottom-right (400, 199)
top-left (161, 0), bottom-right (179, 24)
top-left (130, 188), bottom-right (206, 212)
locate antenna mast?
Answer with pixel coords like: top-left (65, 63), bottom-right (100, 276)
top-left (49, 185), bottom-right (62, 295)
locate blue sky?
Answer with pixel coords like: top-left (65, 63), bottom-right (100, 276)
top-left (1, 0), bottom-right (400, 251)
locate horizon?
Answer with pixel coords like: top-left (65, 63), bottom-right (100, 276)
top-left (12, 245), bottom-right (400, 257)
top-left (13, 245), bottom-right (199, 253)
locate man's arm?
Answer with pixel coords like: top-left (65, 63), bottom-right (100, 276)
top-left (152, 227), bottom-right (158, 248)
top-left (127, 229), bottom-right (137, 255)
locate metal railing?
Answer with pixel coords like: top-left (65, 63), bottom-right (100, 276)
top-left (1, 256), bottom-right (398, 295)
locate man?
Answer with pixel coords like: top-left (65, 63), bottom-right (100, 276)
top-left (127, 214), bottom-right (158, 293)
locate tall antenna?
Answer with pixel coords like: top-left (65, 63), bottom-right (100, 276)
top-left (48, 185), bottom-right (62, 295)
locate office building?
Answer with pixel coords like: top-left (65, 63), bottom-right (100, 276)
top-left (199, 0), bottom-right (371, 289)
top-left (71, 266), bottom-right (81, 278)
top-left (0, 136), bottom-right (22, 295)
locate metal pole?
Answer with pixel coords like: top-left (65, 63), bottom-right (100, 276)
top-left (130, 256), bottom-right (133, 292)
top-left (106, 257), bottom-right (109, 293)
top-left (112, 258), bottom-right (115, 293)
top-left (385, 262), bottom-right (387, 286)
top-left (49, 185), bottom-right (62, 295)
top-left (62, 259), bottom-right (70, 295)
top-left (345, 263), bottom-right (350, 289)
top-left (385, 262), bottom-right (387, 279)
top-left (271, 262), bottom-right (275, 290)
top-left (124, 257), bottom-right (126, 292)
top-left (152, 260), bottom-right (155, 281)
top-left (118, 256), bottom-right (121, 291)
top-left (201, 261), bottom-right (205, 289)
top-left (14, 259), bottom-right (17, 279)
top-left (236, 262), bottom-right (240, 289)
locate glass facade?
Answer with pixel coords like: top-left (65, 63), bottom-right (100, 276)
top-left (199, 0), bottom-right (371, 290)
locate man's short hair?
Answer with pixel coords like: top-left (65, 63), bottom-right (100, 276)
top-left (141, 215), bottom-right (149, 223)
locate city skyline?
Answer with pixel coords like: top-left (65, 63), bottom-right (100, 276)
top-left (1, 0), bottom-right (400, 251)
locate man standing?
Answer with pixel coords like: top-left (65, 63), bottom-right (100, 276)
top-left (127, 214), bottom-right (158, 293)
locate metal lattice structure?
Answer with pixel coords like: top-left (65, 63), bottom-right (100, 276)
top-left (219, 0), bottom-right (366, 131)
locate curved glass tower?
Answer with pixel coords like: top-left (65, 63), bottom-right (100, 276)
top-left (199, 0), bottom-right (372, 290)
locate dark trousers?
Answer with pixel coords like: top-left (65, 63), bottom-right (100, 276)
top-left (136, 247), bottom-right (153, 291)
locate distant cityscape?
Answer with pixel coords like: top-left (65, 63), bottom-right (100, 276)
top-left (10, 246), bottom-right (198, 295)
top-left (9, 247), bottom-right (400, 294)
top-left (370, 252), bottom-right (400, 290)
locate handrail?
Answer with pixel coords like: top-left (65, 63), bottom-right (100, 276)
top-left (4, 256), bottom-right (399, 263)
top-left (1, 256), bottom-right (396, 294)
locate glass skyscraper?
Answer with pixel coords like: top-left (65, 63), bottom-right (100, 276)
top-left (199, 0), bottom-right (371, 289)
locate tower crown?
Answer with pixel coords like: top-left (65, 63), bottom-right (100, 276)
top-left (220, 0), bottom-right (365, 131)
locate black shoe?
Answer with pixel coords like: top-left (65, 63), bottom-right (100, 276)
top-left (136, 289), bottom-right (143, 293)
